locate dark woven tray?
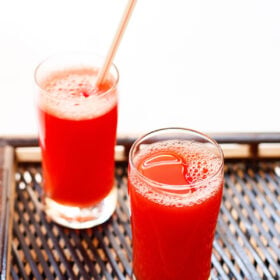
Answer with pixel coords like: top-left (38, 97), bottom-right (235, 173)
top-left (2, 134), bottom-right (280, 279)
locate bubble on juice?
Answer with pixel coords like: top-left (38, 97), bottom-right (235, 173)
top-left (38, 67), bottom-right (117, 120)
top-left (139, 152), bottom-right (189, 185)
top-left (129, 140), bottom-right (223, 207)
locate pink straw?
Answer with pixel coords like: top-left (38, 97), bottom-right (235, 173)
top-left (95, 0), bottom-right (137, 87)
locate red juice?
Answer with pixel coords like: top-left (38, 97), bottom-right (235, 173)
top-left (128, 139), bottom-right (224, 280)
top-left (37, 67), bottom-right (118, 207)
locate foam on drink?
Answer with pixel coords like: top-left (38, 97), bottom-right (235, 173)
top-left (129, 140), bottom-right (223, 207)
top-left (38, 67), bottom-right (118, 120)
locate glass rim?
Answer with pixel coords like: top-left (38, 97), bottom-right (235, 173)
top-left (129, 127), bottom-right (224, 191)
top-left (34, 51), bottom-right (119, 99)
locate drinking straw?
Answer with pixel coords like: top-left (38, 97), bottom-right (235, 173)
top-left (95, 0), bottom-right (137, 87)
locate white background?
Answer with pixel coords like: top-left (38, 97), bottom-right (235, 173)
top-left (0, 0), bottom-right (279, 137)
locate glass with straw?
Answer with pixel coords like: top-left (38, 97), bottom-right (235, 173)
top-left (35, 0), bottom-right (137, 229)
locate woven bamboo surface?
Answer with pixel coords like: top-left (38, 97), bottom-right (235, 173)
top-left (9, 158), bottom-right (280, 280)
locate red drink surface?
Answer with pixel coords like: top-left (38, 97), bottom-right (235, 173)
top-left (128, 140), bottom-right (223, 280)
top-left (38, 68), bottom-right (118, 207)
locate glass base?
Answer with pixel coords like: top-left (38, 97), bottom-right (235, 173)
top-left (132, 274), bottom-right (211, 280)
top-left (43, 187), bottom-right (117, 229)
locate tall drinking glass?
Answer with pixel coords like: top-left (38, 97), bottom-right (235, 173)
top-left (35, 52), bottom-right (119, 229)
top-left (128, 128), bottom-right (224, 280)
